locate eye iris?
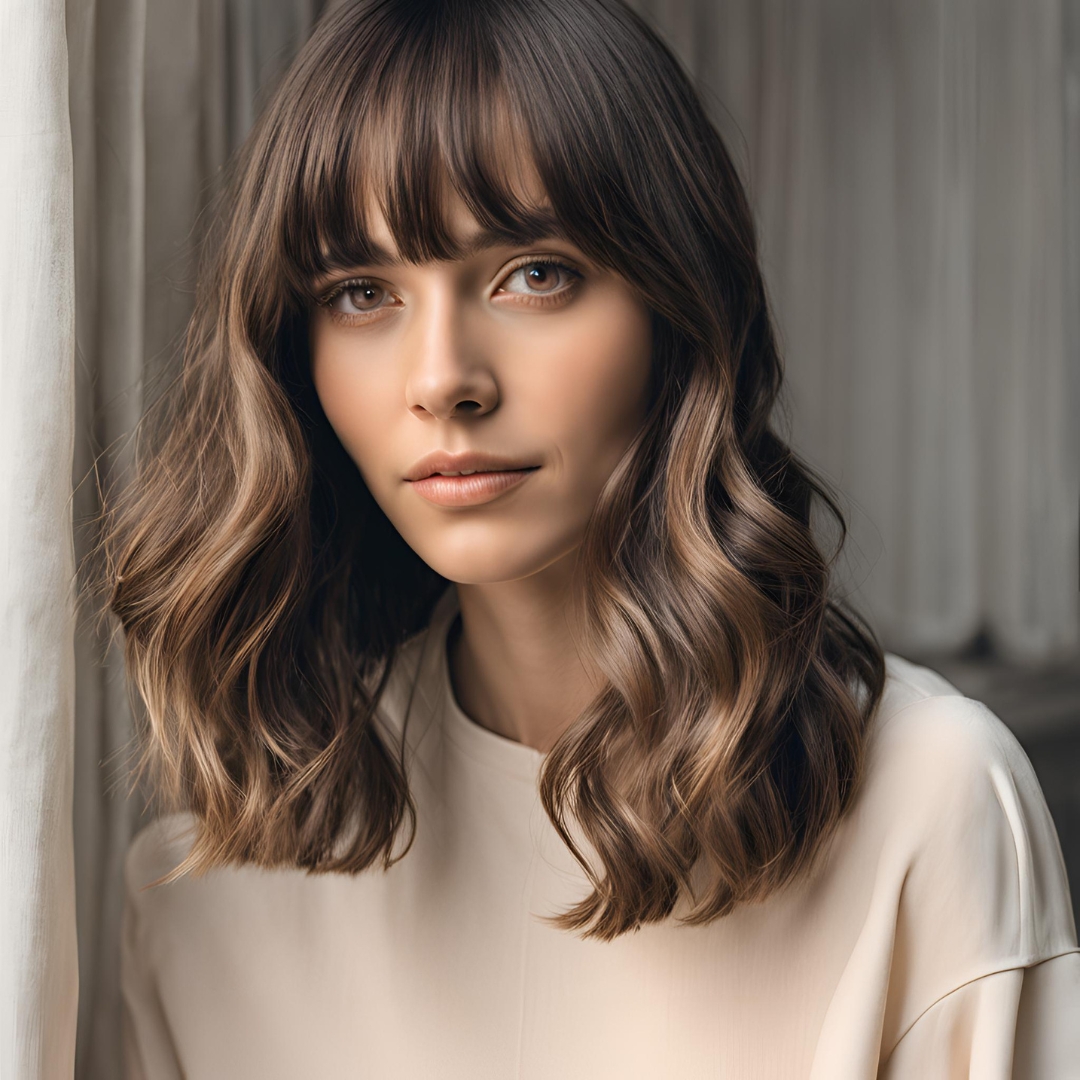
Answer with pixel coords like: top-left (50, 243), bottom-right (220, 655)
top-left (526, 264), bottom-right (558, 291)
top-left (347, 284), bottom-right (382, 309)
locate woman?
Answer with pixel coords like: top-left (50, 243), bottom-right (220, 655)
top-left (108, 0), bottom-right (1079, 1076)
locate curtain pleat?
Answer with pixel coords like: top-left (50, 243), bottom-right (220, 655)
top-left (0, 1), bottom-right (78, 1077)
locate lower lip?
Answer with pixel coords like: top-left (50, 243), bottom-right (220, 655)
top-left (408, 468), bottom-right (539, 507)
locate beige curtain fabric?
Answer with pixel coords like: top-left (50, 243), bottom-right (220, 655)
top-left (634, 0), bottom-right (1080, 664)
top-left (0, 1), bottom-right (78, 1077)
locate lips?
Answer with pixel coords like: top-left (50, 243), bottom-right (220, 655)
top-left (404, 449), bottom-right (541, 506)
top-left (405, 450), bottom-right (539, 482)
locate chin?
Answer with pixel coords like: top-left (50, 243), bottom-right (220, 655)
top-left (403, 526), bottom-right (582, 586)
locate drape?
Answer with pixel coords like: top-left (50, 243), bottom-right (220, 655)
top-left (66, 5), bottom-right (325, 1077)
top-left (304, 0), bottom-right (1080, 667)
top-left (635, 0), bottom-right (1080, 663)
top-left (0, 1), bottom-right (1075, 1077)
top-left (0, 1), bottom-right (78, 1077)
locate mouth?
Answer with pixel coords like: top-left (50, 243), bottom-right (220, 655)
top-left (418, 467), bottom-right (537, 478)
top-left (407, 466), bottom-right (540, 507)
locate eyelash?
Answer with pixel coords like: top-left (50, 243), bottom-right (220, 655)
top-left (316, 255), bottom-right (582, 325)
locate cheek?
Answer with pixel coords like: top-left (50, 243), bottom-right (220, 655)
top-left (309, 328), bottom-right (395, 490)
top-left (523, 297), bottom-right (653, 478)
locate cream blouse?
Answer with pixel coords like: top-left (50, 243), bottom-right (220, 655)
top-left (121, 584), bottom-right (1080, 1078)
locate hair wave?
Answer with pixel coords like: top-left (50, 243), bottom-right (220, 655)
top-left (94, 0), bottom-right (886, 941)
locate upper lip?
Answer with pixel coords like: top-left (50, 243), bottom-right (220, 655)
top-left (405, 450), bottom-right (540, 481)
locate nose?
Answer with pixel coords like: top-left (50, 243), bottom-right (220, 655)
top-left (404, 281), bottom-right (498, 421)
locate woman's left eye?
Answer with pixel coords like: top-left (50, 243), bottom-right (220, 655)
top-left (498, 260), bottom-right (579, 296)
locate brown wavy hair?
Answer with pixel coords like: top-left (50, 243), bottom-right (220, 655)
top-left (96, 0), bottom-right (886, 941)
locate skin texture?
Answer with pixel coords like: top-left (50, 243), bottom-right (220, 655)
top-left (309, 182), bottom-right (653, 752)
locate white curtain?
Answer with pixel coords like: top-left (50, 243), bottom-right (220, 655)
top-left (635, 0), bottom-right (1080, 664)
top-left (0, 1), bottom-right (1076, 1077)
top-left (0, 1), bottom-right (78, 1077)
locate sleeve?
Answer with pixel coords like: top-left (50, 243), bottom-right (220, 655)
top-left (120, 832), bottom-right (186, 1080)
top-left (854, 693), bottom-right (1080, 1073)
top-left (879, 950), bottom-right (1080, 1079)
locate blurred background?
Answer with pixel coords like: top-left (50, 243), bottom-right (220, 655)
top-left (64, 1), bottom-right (1079, 1076)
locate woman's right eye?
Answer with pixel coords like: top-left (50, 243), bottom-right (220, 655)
top-left (322, 279), bottom-right (396, 317)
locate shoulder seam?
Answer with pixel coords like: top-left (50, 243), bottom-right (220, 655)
top-left (881, 947), bottom-right (1080, 1063)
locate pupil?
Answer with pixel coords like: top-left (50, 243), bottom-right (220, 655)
top-left (350, 285), bottom-right (379, 308)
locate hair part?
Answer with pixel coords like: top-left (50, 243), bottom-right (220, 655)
top-left (94, 0), bottom-right (886, 941)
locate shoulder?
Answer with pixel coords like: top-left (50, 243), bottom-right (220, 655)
top-left (848, 653), bottom-right (1077, 970)
top-left (869, 654), bottom-right (1028, 799)
top-left (122, 810), bottom-right (319, 952)
top-left (835, 655), bottom-right (1080, 1056)
top-left (864, 655), bottom-right (1057, 857)
top-left (124, 811), bottom-right (199, 899)
top-left (121, 811), bottom-right (202, 972)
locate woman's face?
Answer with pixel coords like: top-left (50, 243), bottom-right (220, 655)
top-left (309, 185), bottom-right (654, 585)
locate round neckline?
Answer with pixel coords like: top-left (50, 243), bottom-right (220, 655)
top-left (429, 584), bottom-right (547, 783)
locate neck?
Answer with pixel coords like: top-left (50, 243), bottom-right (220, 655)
top-left (446, 550), bottom-right (604, 754)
